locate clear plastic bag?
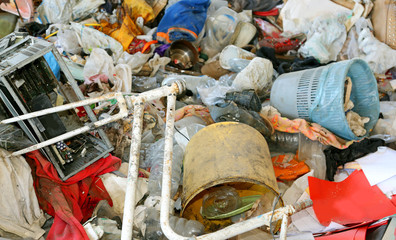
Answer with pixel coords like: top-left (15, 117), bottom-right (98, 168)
top-left (144, 207), bottom-right (204, 239)
top-left (174, 116), bottom-right (206, 151)
top-left (132, 76), bottom-right (158, 92)
top-left (0, 124), bottom-right (33, 151)
top-left (196, 75), bottom-right (235, 106)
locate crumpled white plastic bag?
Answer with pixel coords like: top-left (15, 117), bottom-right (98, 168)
top-left (100, 172), bottom-right (148, 216)
top-left (232, 57), bottom-right (273, 92)
top-left (148, 53), bottom-right (171, 77)
top-left (299, 16), bottom-right (347, 63)
top-left (84, 48), bottom-right (133, 93)
top-left (197, 76), bottom-right (235, 106)
top-left (57, 29), bottom-right (81, 54)
top-left (72, 0), bottom-right (105, 21)
top-left (117, 51), bottom-right (153, 74)
top-left (280, 0), bottom-right (350, 35)
top-left (70, 22), bottom-right (123, 61)
top-left (83, 48), bottom-right (115, 85)
top-left (372, 101), bottom-right (396, 136)
top-left (355, 18), bottom-right (396, 74)
top-left (113, 64), bottom-right (132, 93)
top-left (37, 0), bottom-right (74, 24)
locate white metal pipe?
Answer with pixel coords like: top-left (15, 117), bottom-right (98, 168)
top-left (10, 94), bottom-right (128, 156)
top-left (1, 92), bottom-right (120, 124)
top-left (121, 100), bottom-right (144, 240)
top-left (1, 82), bottom-right (178, 126)
top-left (280, 213), bottom-right (289, 240)
top-left (159, 92), bottom-right (178, 239)
top-left (120, 81), bottom-right (184, 240)
top-left (128, 82), bottom-right (181, 103)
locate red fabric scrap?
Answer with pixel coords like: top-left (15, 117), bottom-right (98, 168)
top-left (309, 170), bottom-right (396, 226)
top-left (26, 150), bottom-right (121, 240)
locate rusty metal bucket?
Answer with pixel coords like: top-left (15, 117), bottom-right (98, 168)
top-left (181, 122), bottom-right (282, 232)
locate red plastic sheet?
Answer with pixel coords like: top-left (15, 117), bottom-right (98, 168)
top-left (315, 226), bottom-right (368, 240)
top-left (309, 170), bottom-right (396, 226)
top-left (26, 151), bottom-right (121, 240)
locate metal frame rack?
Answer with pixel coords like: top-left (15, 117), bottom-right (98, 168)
top-left (0, 35), bottom-right (113, 180)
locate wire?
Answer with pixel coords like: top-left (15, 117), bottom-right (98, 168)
top-left (269, 192), bottom-right (283, 240)
top-left (174, 125), bottom-right (190, 142)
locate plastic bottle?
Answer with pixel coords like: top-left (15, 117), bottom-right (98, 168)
top-left (201, 7), bottom-right (239, 58)
top-left (144, 208), bottom-right (205, 239)
top-left (228, 58), bottom-right (251, 72)
top-left (147, 138), bottom-right (183, 197)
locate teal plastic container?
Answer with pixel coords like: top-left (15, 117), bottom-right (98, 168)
top-left (270, 59), bottom-right (380, 140)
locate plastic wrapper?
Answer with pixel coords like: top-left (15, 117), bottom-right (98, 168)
top-left (255, 18), bottom-right (282, 38)
top-left (147, 53), bottom-right (171, 77)
top-left (0, 124), bottom-right (33, 151)
top-left (0, 0), bottom-right (33, 20)
top-left (174, 116), bottom-right (206, 151)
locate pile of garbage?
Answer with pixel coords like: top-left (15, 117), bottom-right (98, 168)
top-left (1, 0), bottom-right (396, 239)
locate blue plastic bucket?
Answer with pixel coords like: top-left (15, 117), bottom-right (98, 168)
top-left (270, 59), bottom-right (379, 140)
